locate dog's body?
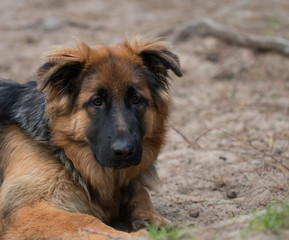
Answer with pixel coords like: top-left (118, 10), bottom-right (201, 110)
top-left (0, 38), bottom-right (181, 239)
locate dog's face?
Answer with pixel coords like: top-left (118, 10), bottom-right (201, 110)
top-left (80, 58), bottom-right (149, 168)
top-left (37, 39), bottom-right (181, 169)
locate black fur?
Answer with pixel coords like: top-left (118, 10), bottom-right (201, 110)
top-left (0, 80), bottom-right (50, 142)
top-left (85, 91), bottom-right (145, 168)
top-left (0, 79), bottom-right (87, 190)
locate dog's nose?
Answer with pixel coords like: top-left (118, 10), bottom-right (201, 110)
top-left (111, 140), bottom-right (135, 159)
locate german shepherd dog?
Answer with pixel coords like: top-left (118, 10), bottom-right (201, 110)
top-left (0, 38), bottom-right (181, 239)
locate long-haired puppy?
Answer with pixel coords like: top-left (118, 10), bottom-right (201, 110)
top-left (0, 37), bottom-right (182, 239)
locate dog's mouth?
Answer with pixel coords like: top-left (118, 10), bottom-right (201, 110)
top-left (114, 162), bottom-right (135, 169)
top-left (93, 153), bottom-right (141, 169)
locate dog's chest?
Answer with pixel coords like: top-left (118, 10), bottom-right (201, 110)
top-left (90, 184), bottom-right (131, 223)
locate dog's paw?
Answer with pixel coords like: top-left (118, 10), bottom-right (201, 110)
top-left (131, 218), bottom-right (146, 230)
top-left (131, 212), bottom-right (171, 231)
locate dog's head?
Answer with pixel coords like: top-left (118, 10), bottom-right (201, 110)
top-left (37, 38), bottom-right (181, 170)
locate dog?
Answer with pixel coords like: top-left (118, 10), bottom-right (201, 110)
top-left (0, 38), bottom-right (182, 239)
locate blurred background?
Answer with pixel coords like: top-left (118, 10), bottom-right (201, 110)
top-left (1, 0), bottom-right (289, 238)
top-left (2, 0), bottom-right (289, 81)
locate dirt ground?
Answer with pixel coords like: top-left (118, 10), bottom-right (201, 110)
top-left (1, 0), bottom-right (289, 239)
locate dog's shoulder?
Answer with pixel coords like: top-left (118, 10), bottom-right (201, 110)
top-left (0, 79), bottom-right (50, 141)
top-left (0, 79), bottom-right (37, 118)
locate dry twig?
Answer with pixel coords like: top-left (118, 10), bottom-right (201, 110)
top-left (218, 128), bottom-right (289, 172)
top-left (169, 121), bottom-right (289, 173)
top-left (169, 122), bottom-right (210, 149)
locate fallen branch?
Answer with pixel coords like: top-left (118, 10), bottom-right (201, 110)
top-left (170, 19), bottom-right (289, 56)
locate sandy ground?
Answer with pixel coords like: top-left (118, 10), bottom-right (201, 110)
top-left (1, 0), bottom-right (289, 239)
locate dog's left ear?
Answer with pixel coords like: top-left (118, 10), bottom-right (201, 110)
top-left (129, 38), bottom-right (182, 81)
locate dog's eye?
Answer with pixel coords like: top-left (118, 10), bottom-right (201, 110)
top-left (92, 97), bottom-right (103, 106)
top-left (131, 95), bottom-right (142, 104)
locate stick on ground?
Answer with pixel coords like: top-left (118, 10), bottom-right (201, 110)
top-left (170, 19), bottom-right (289, 56)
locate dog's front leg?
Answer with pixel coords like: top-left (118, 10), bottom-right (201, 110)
top-left (3, 201), bottom-right (144, 240)
top-left (128, 184), bottom-right (171, 230)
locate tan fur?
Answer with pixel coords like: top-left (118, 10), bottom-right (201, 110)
top-left (44, 40), bottom-right (171, 193)
top-left (0, 38), bottom-right (181, 239)
top-left (4, 202), bottom-right (144, 240)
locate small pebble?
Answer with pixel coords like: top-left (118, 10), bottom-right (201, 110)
top-left (190, 211), bottom-right (200, 218)
top-left (226, 190), bottom-right (237, 199)
top-left (220, 183), bottom-right (226, 188)
top-left (206, 53), bottom-right (218, 63)
top-left (25, 36), bottom-right (36, 44)
top-left (275, 149), bottom-right (282, 155)
top-left (219, 156), bottom-right (227, 161)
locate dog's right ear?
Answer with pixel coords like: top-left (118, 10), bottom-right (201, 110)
top-left (37, 41), bottom-right (92, 94)
top-left (37, 60), bottom-right (84, 93)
